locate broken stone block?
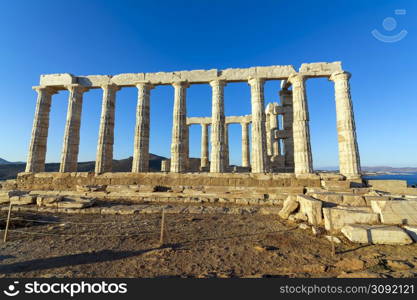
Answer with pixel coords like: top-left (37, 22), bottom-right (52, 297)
top-left (278, 196), bottom-right (299, 219)
top-left (367, 180), bottom-right (407, 189)
top-left (297, 195), bottom-right (323, 225)
top-left (371, 200), bottom-right (417, 225)
top-left (341, 224), bottom-right (413, 245)
top-left (322, 180), bottom-right (350, 190)
top-left (323, 207), bottom-right (379, 231)
top-left (57, 197), bottom-right (95, 209)
top-left (342, 194), bottom-right (366, 206)
top-left (9, 195), bottom-right (35, 205)
top-left (403, 226), bottom-right (417, 242)
top-left (36, 195), bottom-right (63, 206)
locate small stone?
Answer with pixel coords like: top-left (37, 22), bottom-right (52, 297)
top-left (299, 223), bottom-right (309, 230)
top-left (325, 235), bottom-right (341, 244)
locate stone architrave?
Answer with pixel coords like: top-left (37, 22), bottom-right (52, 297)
top-left (132, 82), bottom-right (153, 172)
top-left (26, 86), bottom-right (58, 173)
top-left (288, 74), bottom-right (312, 174)
top-left (59, 84), bottom-right (88, 172)
top-left (248, 77), bottom-right (267, 173)
top-left (170, 81), bottom-right (189, 173)
top-left (330, 71), bottom-right (361, 178)
top-left (210, 80), bottom-right (226, 173)
top-left (95, 84), bottom-right (120, 174)
top-left (241, 122), bottom-right (250, 167)
top-left (200, 123), bottom-right (209, 168)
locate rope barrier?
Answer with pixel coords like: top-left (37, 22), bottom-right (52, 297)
top-left (10, 229), bottom-right (157, 238)
top-left (6, 217), bottom-right (152, 225)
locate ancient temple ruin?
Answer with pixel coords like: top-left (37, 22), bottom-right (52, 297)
top-left (25, 61), bottom-right (361, 179)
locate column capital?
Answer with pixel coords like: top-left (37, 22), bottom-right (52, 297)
top-left (209, 79), bottom-right (227, 88)
top-left (247, 77), bottom-right (265, 86)
top-left (32, 85), bottom-right (59, 95)
top-left (329, 71), bottom-right (351, 82)
top-left (287, 73), bottom-right (306, 85)
top-left (135, 81), bottom-right (154, 90)
top-left (101, 83), bottom-right (121, 92)
top-left (172, 81), bottom-right (190, 88)
top-left (64, 84), bottom-right (89, 93)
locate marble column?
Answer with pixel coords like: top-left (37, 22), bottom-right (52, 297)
top-left (184, 124), bottom-right (190, 171)
top-left (170, 81), bottom-right (189, 173)
top-left (288, 74), bottom-right (313, 174)
top-left (95, 84), bottom-right (119, 174)
top-left (200, 123), bottom-right (209, 168)
top-left (280, 89), bottom-right (294, 169)
top-left (241, 122), bottom-right (250, 167)
top-left (224, 124), bottom-right (229, 169)
top-left (330, 71), bottom-right (361, 178)
top-left (59, 84), bottom-right (88, 172)
top-left (248, 78), bottom-right (267, 173)
top-left (210, 80), bottom-right (226, 173)
top-left (25, 86), bottom-right (57, 173)
top-left (132, 82), bottom-right (153, 172)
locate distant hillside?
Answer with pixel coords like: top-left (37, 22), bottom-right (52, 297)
top-left (0, 158), bottom-right (25, 165)
top-left (0, 154), bottom-right (167, 180)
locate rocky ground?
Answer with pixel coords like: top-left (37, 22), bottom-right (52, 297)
top-left (1, 211), bottom-right (416, 278)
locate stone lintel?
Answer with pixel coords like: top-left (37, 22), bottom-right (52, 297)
top-left (38, 62), bottom-right (343, 89)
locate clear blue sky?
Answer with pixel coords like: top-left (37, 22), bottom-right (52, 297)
top-left (0, 0), bottom-right (416, 168)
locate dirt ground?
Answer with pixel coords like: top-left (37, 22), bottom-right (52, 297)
top-left (0, 210), bottom-right (416, 278)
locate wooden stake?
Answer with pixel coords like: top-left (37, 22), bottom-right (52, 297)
top-left (159, 208), bottom-right (165, 247)
top-left (3, 201), bottom-right (12, 243)
top-left (328, 208), bottom-right (336, 257)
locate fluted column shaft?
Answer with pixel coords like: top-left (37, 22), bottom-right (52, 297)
top-left (132, 82), bottom-right (153, 172)
top-left (95, 84), bottom-right (119, 174)
top-left (60, 85), bottom-right (87, 172)
top-left (241, 122), bottom-right (250, 167)
top-left (26, 86), bottom-right (57, 172)
top-left (210, 80), bottom-right (226, 173)
top-left (330, 71), bottom-right (361, 178)
top-left (269, 110), bottom-right (280, 157)
top-left (280, 89), bottom-right (294, 169)
top-left (200, 123), bottom-right (209, 168)
top-left (288, 74), bottom-right (313, 174)
top-left (170, 81), bottom-right (189, 173)
top-left (224, 124), bottom-right (229, 168)
top-left (248, 78), bottom-right (267, 173)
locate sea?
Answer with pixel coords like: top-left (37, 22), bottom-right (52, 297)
top-left (362, 172), bottom-right (417, 186)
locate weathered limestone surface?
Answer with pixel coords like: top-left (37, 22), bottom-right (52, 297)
top-left (241, 122), bottom-right (250, 168)
top-left (170, 82), bottom-right (189, 172)
top-left (95, 84), bottom-right (119, 173)
top-left (200, 123), bottom-right (209, 168)
top-left (371, 200), bottom-right (417, 225)
top-left (329, 71), bottom-right (361, 178)
top-left (25, 86), bottom-right (57, 173)
top-left (210, 80), bottom-right (226, 173)
top-left (367, 180), bottom-right (408, 189)
top-left (323, 207), bottom-right (379, 231)
top-left (16, 172), bottom-right (321, 191)
top-left (404, 226), bottom-right (417, 242)
top-left (288, 74), bottom-right (313, 174)
top-left (297, 195), bottom-right (322, 225)
top-left (341, 224), bottom-right (413, 245)
top-left (132, 82), bottom-right (153, 172)
top-left (60, 85), bottom-right (88, 172)
top-left (28, 62), bottom-right (361, 179)
top-left (248, 78), bottom-right (268, 173)
top-left (278, 196), bottom-right (299, 219)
